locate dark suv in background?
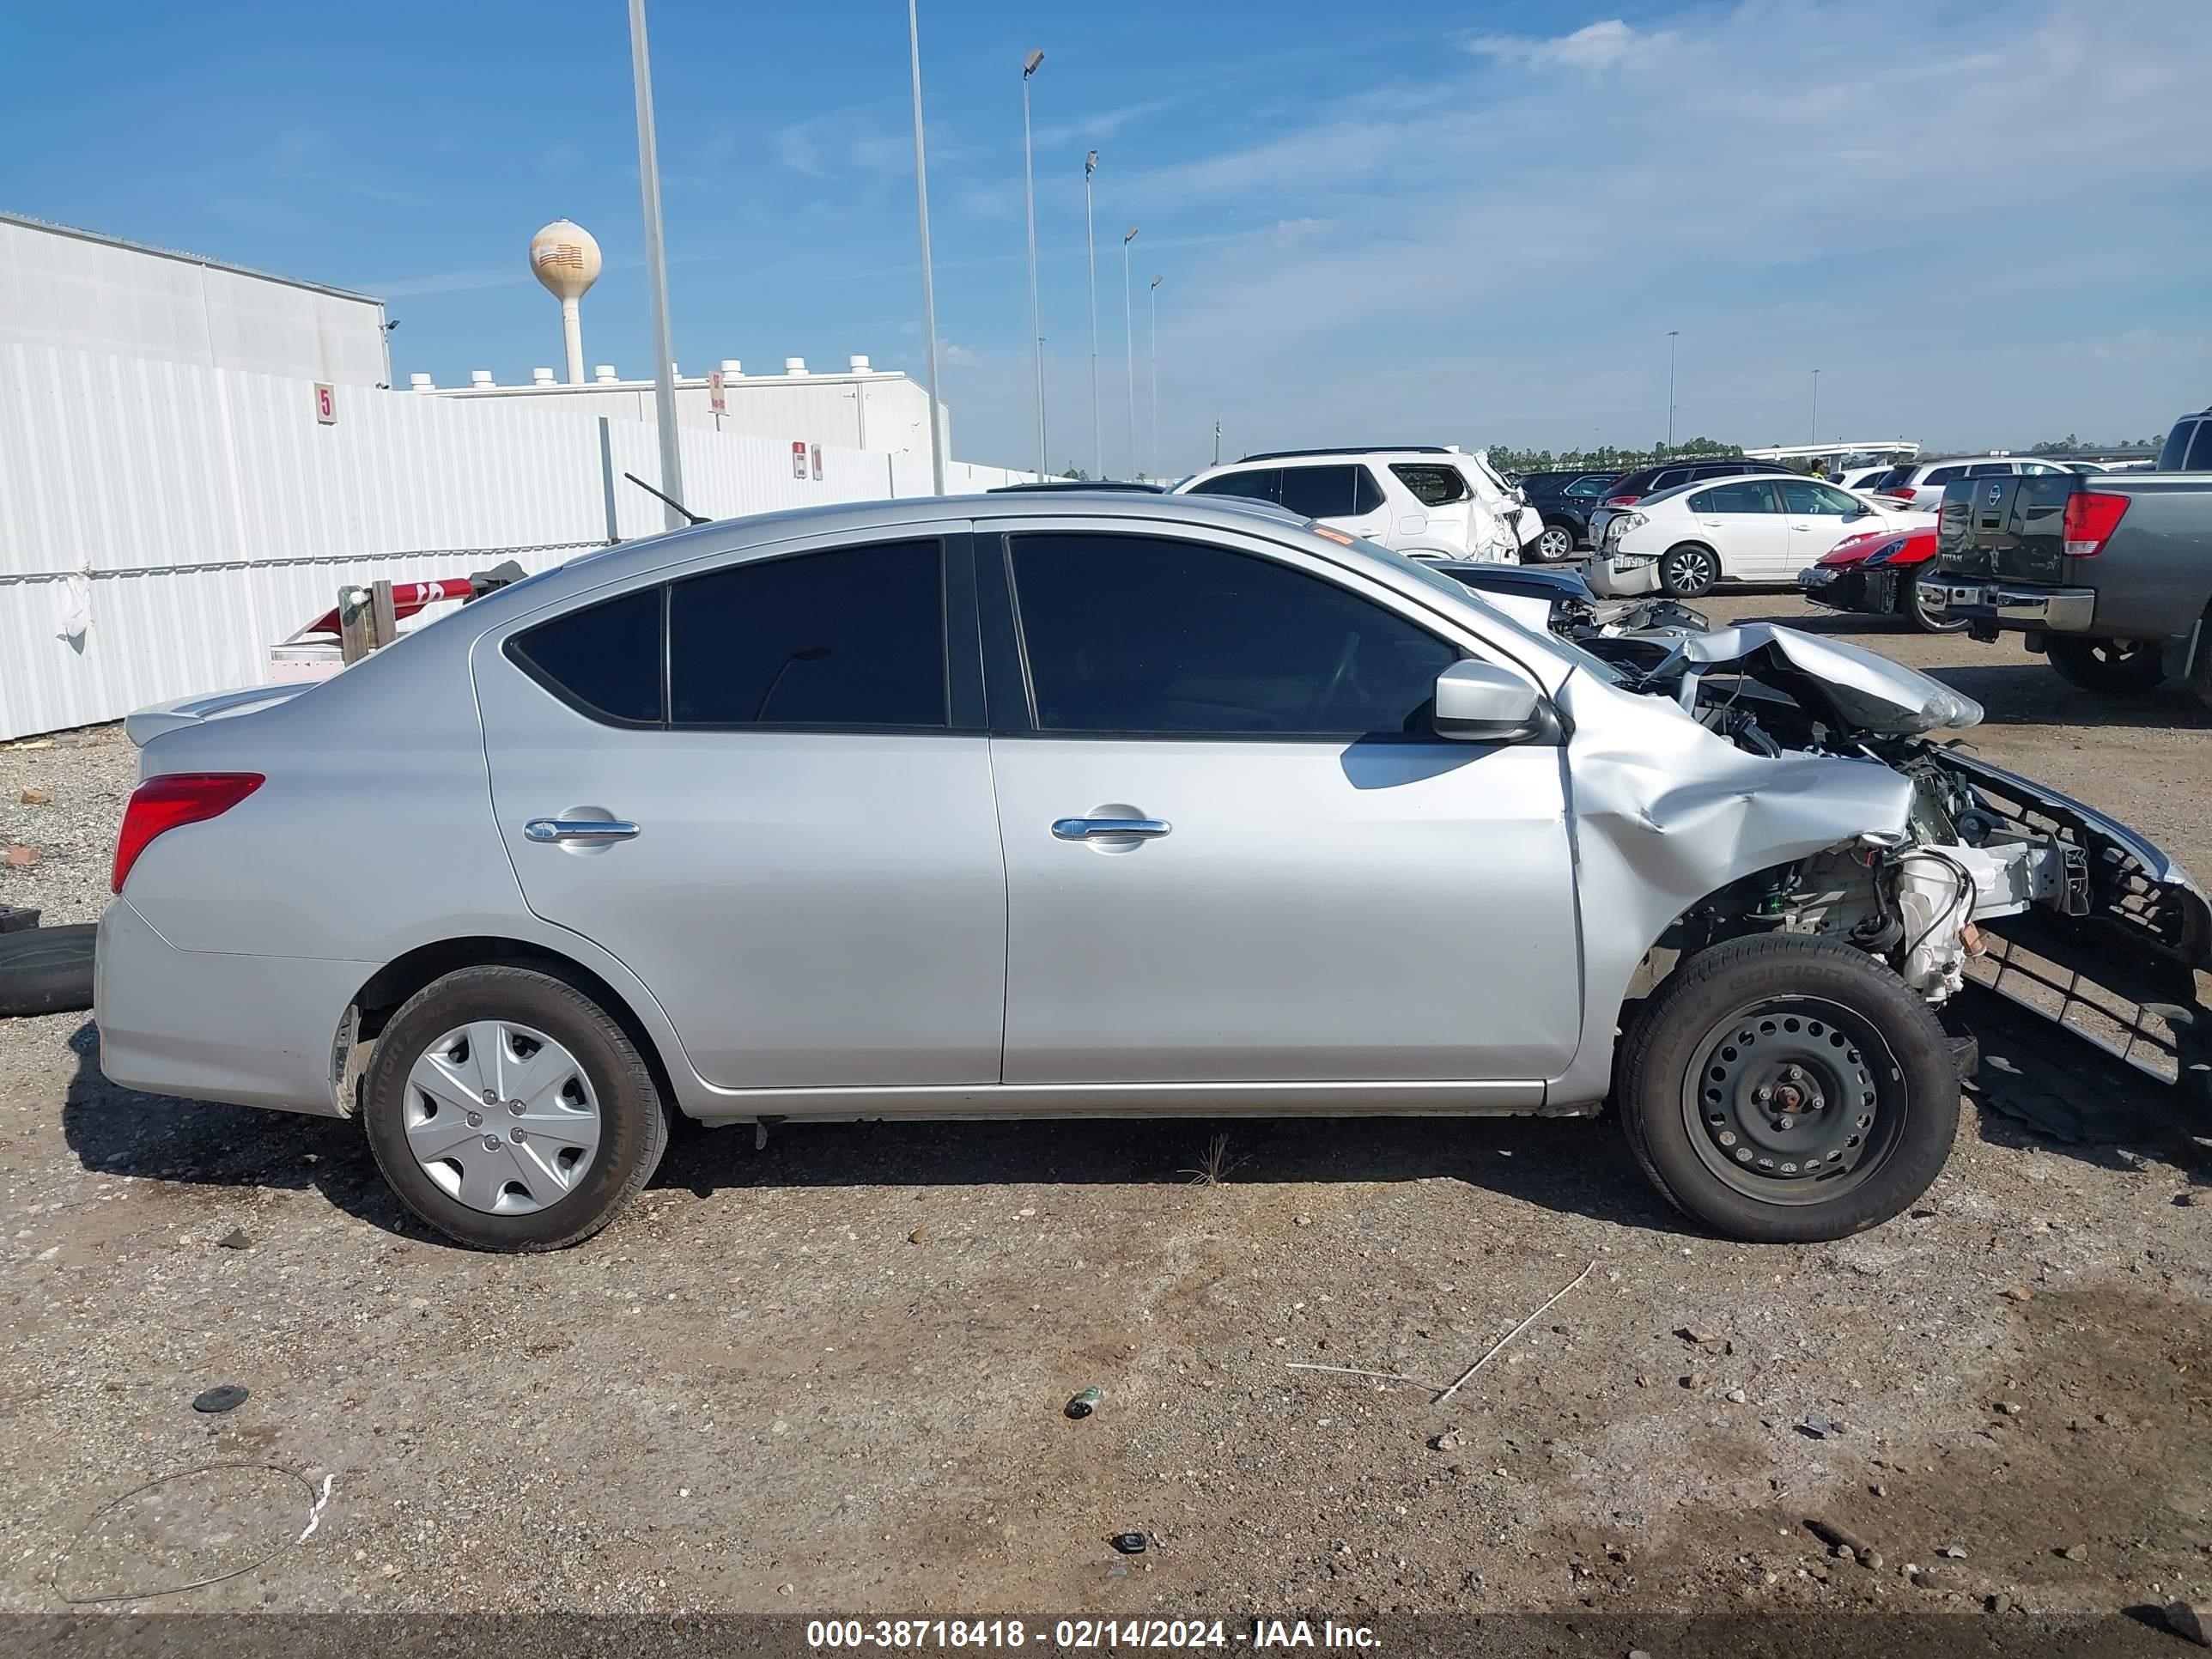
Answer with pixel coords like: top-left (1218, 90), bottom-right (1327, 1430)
top-left (1600, 457), bottom-right (1795, 508)
top-left (1513, 470), bottom-right (1618, 562)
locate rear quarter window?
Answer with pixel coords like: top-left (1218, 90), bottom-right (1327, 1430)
top-left (508, 587), bottom-right (665, 726)
top-left (1389, 463), bottom-right (1472, 507)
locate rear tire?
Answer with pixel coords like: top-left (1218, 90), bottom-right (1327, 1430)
top-left (1616, 935), bottom-right (1958, 1243)
top-left (2189, 607), bottom-right (2212, 714)
top-left (1898, 571), bottom-right (1966, 634)
top-left (0, 924), bottom-right (96, 1018)
top-left (362, 965), bottom-right (671, 1251)
top-left (2046, 635), bottom-right (2166, 695)
top-left (1533, 522), bottom-right (1577, 563)
top-left (1659, 543), bottom-right (1719, 599)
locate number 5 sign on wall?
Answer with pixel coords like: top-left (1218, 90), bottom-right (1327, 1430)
top-left (314, 383), bottom-right (337, 424)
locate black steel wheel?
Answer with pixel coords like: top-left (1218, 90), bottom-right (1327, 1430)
top-left (1617, 935), bottom-right (1958, 1242)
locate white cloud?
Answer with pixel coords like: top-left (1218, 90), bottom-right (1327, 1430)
top-left (1463, 18), bottom-right (1650, 70)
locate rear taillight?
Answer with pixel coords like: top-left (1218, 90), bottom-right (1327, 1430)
top-left (2061, 490), bottom-right (2130, 558)
top-left (1605, 494), bottom-right (1642, 507)
top-left (112, 773), bottom-right (264, 893)
top-left (1877, 488), bottom-right (1916, 504)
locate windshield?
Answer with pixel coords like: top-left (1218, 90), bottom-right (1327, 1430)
top-left (1361, 535), bottom-right (1627, 686)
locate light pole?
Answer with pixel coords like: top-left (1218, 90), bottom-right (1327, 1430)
top-left (906, 0), bottom-right (945, 494)
top-left (1021, 50), bottom-right (1047, 478)
top-left (1084, 150), bottom-right (1100, 481)
top-left (627, 0), bottom-right (686, 528)
top-left (1121, 227), bottom-right (1138, 480)
top-left (1666, 330), bottom-right (1679, 450)
top-left (1148, 274), bottom-right (1162, 482)
top-left (1810, 368), bottom-right (1820, 447)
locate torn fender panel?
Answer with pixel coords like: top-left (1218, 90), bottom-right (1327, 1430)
top-left (1674, 623), bottom-right (1985, 737)
top-left (1544, 670), bottom-right (1917, 1107)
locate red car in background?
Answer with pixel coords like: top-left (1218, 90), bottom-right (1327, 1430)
top-left (1796, 525), bottom-right (1960, 634)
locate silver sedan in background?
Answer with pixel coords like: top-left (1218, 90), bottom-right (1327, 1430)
top-left (98, 494), bottom-right (2208, 1250)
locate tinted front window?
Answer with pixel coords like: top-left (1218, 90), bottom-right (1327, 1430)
top-left (668, 540), bottom-right (946, 727)
top-left (510, 588), bottom-right (664, 725)
top-left (1390, 463), bottom-right (1472, 507)
top-left (1780, 479), bottom-right (1860, 514)
top-left (1009, 533), bottom-right (1458, 737)
top-left (1278, 465), bottom-right (1364, 519)
top-left (1565, 475), bottom-right (1611, 498)
top-left (1189, 469), bottom-right (1281, 502)
top-left (1692, 480), bottom-right (1781, 514)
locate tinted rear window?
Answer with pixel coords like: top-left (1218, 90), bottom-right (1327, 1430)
top-left (509, 588), bottom-right (665, 725)
top-left (668, 541), bottom-right (946, 727)
top-left (1189, 469), bottom-right (1281, 502)
top-left (1277, 465), bottom-right (1365, 518)
top-left (1871, 465), bottom-right (1914, 491)
top-left (2159, 422), bottom-right (2196, 471)
top-left (1925, 465), bottom-right (1966, 484)
top-left (2189, 423), bottom-right (2212, 472)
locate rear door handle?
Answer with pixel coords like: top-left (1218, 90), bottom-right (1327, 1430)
top-left (1052, 817), bottom-right (1170, 841)
top-left (524, 818), bottom-right (641, 843)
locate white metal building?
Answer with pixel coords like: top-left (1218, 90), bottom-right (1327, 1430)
top-left (416, 356), bottom-right (945, 459)
top-left (0, 210), bottom-right (392, 386)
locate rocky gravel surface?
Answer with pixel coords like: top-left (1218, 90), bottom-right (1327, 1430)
top-left (1, 595), bottom-right (2208, 1633)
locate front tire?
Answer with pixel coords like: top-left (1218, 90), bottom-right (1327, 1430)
top-left (1898, 570), bottom-right (1966, 634)
top-left (1616, 936), bottom-right (1958, 1243)
top-left (362, 965), bottom-right (672, 1251)
top-left (1658, 543), bottom-right (1719, 599)
top-left (2046, 635), bottom-right (2166, 695)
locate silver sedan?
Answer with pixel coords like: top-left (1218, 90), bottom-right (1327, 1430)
top-left (99, 493), bottom-right (2205, 1249)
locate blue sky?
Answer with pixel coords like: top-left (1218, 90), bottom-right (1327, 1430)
top-left (5, 0), bottom-right (2210, 475)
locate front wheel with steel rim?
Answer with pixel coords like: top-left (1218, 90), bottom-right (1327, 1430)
top-left (1615, 935), bottom-right (1958, 1242)
top-left (1533, 523), bottom-right (1577, 562)
top-left (362, 964), bottom-right (671, 1251)
top-left (1659, 543), bottom-right (1719, 599)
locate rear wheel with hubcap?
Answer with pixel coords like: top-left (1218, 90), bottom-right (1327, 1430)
top-left (1617, 935), bottom-right (1958, 1242)
top-left (1659, 543), bottom-right (1719, 599)
top-left (1534, 523), bottom-right (1577, 563)
top-left (2045, 635), bottom-right (2166, 695)
top-left (362, 964), bottom-right (671, 1251)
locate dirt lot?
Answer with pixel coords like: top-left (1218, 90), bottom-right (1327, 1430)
top-left (3, 594), bottom-right (2209, 1638)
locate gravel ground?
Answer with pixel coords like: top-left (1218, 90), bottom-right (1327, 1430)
top-left (2, 594), bottom-right (2209, 1631)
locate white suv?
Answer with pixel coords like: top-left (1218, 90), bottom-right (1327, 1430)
top-left (1868, 454), bottom-right (2073, 513)
top-left (1174, 447), bottom-right (1537, 562)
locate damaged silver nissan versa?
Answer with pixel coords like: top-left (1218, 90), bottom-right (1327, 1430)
top-left (98, 495), bottom-right (2211, 1252)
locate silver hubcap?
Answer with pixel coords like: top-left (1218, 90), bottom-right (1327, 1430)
top-left (1666, 549), bottom-right (1713, 592)
top-left (403, 1021), bottom-right (601, 1214)
top-left (1539, 528), bottom-right (1572, 560)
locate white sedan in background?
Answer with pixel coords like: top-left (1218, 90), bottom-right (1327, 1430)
top-left (1591, 474), bottom-right (1929, 599)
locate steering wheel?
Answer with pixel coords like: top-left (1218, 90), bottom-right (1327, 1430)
top-left (1306, 633), bottom-right (1361, 727)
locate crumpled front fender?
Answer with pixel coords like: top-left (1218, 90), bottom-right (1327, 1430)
top-left (1546, 671), bottom-right (1915, 1108)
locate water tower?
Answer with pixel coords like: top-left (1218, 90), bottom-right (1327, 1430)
top-left (529, 219), bottom-right (602, 385)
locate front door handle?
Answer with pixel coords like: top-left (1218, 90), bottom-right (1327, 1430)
top-left (1052, 817), bottom-right (1170, 841)
top-left (524, 818), bottom-right (641, 843)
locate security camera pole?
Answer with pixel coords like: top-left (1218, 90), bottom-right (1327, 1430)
top-left (1022, 50), bottom-right (1048, 478)
top-left (1121, 226), bottom-right (1138, 480)
top-left (1085, 149), bottom-right (1100, 480)
top-left (628, 0), bottom-right (687, 529)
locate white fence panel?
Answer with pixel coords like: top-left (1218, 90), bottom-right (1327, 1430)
top-left (0, 345), bottom-right (1036, 740)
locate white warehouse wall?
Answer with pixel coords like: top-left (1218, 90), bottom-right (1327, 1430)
top-left (0, 343), bottom-right (1035, 741)
top-left (0, 212), bottom-right (392, 387)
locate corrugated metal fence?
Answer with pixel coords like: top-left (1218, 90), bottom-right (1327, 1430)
top-left (0, 344), bottom-right (1035, 740)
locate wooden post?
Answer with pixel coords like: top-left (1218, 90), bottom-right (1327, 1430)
top-left (337, 580), bottom-right (399, 664)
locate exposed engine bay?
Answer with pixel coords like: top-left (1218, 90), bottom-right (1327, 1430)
top-left (1596, 625), bottom-right (2210, 1080)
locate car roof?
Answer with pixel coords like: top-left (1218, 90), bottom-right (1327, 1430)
top-left (1232, 446), bottom-right (1457, 463)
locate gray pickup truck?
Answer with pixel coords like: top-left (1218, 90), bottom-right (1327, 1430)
top-left (1930, 429), bottom-right (2212, 708)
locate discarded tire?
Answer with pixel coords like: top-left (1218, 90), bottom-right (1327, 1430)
top-left (0, 923), bottom-right (97, 1018)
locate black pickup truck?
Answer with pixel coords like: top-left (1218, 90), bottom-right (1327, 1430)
top-left (1929, 462), bottom-right (2212, 708)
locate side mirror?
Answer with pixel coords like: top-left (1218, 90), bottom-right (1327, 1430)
top-left (1845, 503), bottom-right (1873, 518)
top-left (1432, 660), bottom-right (1545, 743)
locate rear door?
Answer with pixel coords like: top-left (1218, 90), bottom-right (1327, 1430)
top-left (473, 525), bottom-right (1009, 1092)
top-left (1686, 479), bottom-right (1788, 577)
top-left (981, 522), bottom-right (1581, 1089)
top-left (1279, 464), bottom-right (1393, 544)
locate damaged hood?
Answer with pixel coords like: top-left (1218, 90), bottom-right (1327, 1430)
top-left (1672, 623), bottom-right (1984, 737)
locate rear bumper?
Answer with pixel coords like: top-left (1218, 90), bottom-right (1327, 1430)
top-left (95, 896), bottom-right (368, 1116)
top-left (1799, 563), bottom-right (1898, 615)
top-left (1925, 578), bottom-right (2095, 633)
top-left (1582, 551), bottom-right (1662, 599)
